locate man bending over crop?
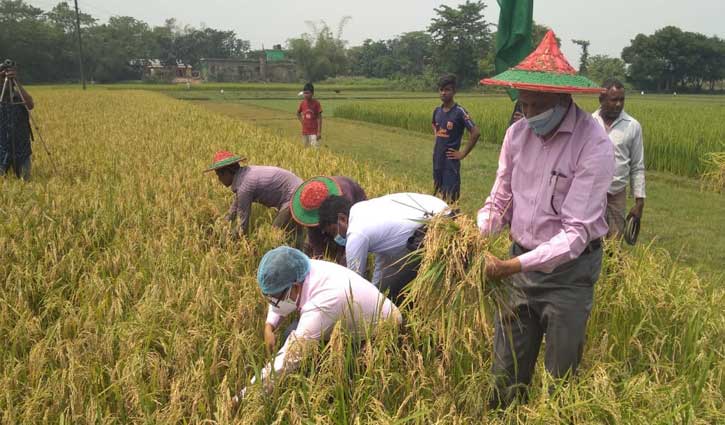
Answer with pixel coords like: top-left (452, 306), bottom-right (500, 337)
top-left (317, 192), bottom-right (449, 304)
top-left (205, 150), bottom-right (304, 246)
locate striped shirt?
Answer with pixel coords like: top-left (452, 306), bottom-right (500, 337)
top-left (229, 165), bottom-right (303, 233)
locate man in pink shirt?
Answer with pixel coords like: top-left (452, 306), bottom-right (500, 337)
top-left (478, 31), bottom-right (614, 407)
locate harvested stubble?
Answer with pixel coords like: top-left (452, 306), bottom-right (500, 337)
top-left (0, 89), bottom-right (721, 424)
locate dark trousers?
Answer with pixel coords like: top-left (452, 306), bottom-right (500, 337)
top-left (378, 253), bottom-right (420, 306)
top-left (433, 160), bottom-right (460, 202)
top-left (491, 242), bottom-right (602, 406)
top-left (0, 154), bottom-right (30, 181)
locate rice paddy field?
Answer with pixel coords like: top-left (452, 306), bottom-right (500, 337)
top-left (333, 95), bottom-right (725, 178)
top-left (0, 87), bottom-right (723, 424)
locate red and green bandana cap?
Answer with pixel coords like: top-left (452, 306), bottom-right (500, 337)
top-left (481, 30), bottom-right (604, 94)
top-left (290, 177), bottom-right (342, 227)
top-left (204, 150), bottom-right (246, 173)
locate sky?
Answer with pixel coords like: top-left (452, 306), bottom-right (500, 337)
top-left (27, 0), bottom-right (725, 65)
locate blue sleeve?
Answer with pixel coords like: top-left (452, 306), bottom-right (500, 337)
top-left (431, 108), bottom-right (437, 124)
top-left (459, 106), bottom-right (476, 129)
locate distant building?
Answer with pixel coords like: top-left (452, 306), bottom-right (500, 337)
top-left (199, 50), bottom-right (297, 83)
top-left (135, 59), bottom-right (197, 83)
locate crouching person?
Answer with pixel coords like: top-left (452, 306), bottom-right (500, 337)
top-left (289, 176), bottom-right (367, 264)
top-left (205, 150), bottom-right (304, 247)
top-left (234, 246), bottom-right (402, 403)
top-left (318, 192), bottom-right (450, 305)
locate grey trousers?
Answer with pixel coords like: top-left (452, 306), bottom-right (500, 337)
top-left (491, 242), bottom-right (603, 405)
top-left (606, 189), bottom-right (627, 238)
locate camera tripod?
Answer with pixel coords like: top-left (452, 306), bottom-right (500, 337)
top-left (0, 70), bottom-right (53, 175)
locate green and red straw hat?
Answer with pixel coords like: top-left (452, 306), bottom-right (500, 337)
top-left (204, 150), bottom-right (246, 172)
top-left (290, 177), bottom-right (342, 227)
top-left (481, 30), bottom-right (604, 94)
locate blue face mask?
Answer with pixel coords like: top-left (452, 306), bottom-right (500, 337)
top-left (526, 103), bottom-right (568, 136)
top-left (334, 234), bottom-right (347, 246)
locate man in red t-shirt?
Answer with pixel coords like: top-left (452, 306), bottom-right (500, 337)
top-left (296, 82), bottom-right (322, 147)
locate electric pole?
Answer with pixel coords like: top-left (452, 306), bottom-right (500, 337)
top-left (73, 0), bottom-right (86, 89)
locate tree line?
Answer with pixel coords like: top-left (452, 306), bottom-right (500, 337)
top-left (0, 0), bottom-right (250, 83)
top-left (2, 0), bottom-right (723, 91)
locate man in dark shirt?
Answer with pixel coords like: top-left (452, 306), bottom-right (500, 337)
top-left (431, 74), bottom-right (481, 202)
top-left (289, 176), bottom-right (367, 265)
top-left (0, 66), bottom-right (34, 181)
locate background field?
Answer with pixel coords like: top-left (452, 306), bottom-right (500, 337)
top-left (0, 86), bottom-right (722, 424)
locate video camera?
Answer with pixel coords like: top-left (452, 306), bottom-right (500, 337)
top-left (0, 59), bottom-right (16, 73)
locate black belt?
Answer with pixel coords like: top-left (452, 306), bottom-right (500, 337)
top-left (514, 238), bottom-right (602, 256)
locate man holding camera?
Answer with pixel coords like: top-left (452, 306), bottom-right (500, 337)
top-left (0, 61), bottom-right (34, 181)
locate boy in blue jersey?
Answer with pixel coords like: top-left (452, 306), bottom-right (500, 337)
top-left (431, 74), bottom-right (481, 202)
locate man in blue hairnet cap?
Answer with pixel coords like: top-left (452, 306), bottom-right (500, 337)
top-left (234, 246), bottom-right (402, 403)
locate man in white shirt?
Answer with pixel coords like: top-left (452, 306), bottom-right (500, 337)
top-left (317, 193), bottom-right (450, 304)
top-left (592, 79), bottom-right (646, 238)
top-left (234, 246), bottom-right (401, 403)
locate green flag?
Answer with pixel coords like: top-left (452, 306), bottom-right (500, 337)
top-left (495, 0), bottom-right (533, 99)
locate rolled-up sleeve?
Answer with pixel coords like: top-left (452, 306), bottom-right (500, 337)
top-left (629, 123), bottom-right (646, 199)
top-left (517, 137), bottom-right (614, 272)
top-left (477, 128), bottom-right (514, 235)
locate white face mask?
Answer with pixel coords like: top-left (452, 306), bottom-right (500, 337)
top-left (271, 297), bottom-right (297, 316)
top-left (269, 285), bottom-right (299, 316)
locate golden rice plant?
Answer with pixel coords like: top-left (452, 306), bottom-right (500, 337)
top-left (701, 152), bottom-right (725, 193)
top-left (0, 88), bottom-right (721, 424)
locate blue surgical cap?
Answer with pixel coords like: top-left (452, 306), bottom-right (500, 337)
top-left (257, 246), bottom-right (311, 295)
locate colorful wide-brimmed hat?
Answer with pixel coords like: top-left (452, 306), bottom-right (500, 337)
top-left (204, 150), bottom-right (246, 173)
top-left (290, 177), bottom-right (342, 227)
top-left (481, 30), bottom-right (604, 94)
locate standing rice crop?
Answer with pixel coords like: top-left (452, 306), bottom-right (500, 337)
top-left (701, 152), bottom-right (725, 192)
top-left (0, 88), bottom-right (721, 424)
top-left (334, 95), bottom-right (725, 179)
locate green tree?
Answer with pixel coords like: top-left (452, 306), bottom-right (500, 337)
top-left (288, 17), bottom-right (350, 82)
top-left (0, 0), bottom-right (57, 82)
top-left (621, 26), bottom-right (725, 92)
top-left (391, 31), bottom-right (433, 76)
top-left (587, 55), bottom-right (626, 85)
top-left (428, 0), bottom-right (493, 86)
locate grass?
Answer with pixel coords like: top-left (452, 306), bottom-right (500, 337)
top-left (0, 87), bottom-right (722, 423)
